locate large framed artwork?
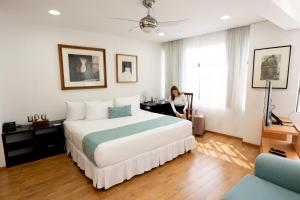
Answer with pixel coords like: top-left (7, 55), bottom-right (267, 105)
top-left (58, 44), bottom-right (107, 90)
top-left (252, 45), bottom-right (291, 89)
top-left (116, 54), bottom-right (138, 83)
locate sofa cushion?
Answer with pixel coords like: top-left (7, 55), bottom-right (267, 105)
top-left (255, 153), bottom-right (300, 194)
top-left (222, 175), bottom-right (300, 200)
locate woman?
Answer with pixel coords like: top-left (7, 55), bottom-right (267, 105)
top-left (169, 86), bottom-right (188, 119)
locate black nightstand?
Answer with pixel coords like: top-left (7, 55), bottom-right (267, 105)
top-left (140, 101), bottom-right (173, 115)
top-left (2, 120), bottom-right (65, 167)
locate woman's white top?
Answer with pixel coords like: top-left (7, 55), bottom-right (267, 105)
top-left (169, 94), bottom-right (188, 114)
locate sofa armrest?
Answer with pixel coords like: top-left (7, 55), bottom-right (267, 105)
top-left (255, 153), bottom-right (300, 194)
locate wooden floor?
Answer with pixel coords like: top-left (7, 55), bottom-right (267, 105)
top-left (0, 132), bottom-right (259, 200)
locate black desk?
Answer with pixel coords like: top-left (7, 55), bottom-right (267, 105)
top-left (140, 101), bottom-right (173, 115)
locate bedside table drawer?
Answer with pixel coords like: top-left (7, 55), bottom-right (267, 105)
top-left (35, 127), bottom-right (59, 135)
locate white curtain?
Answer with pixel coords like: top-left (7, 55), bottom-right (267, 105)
top-left (181, 31), bottom-right (228, 110)
top-left (182, 31), bottom-right (227, 109)
top-left (162, 40), bottom-right (183, 98)
top-left (163, 26), bottom-right (250, 113)
top-left (226, 26), bottom-right (250, 112)
top-left (163, 26), bottom-right (250, 135)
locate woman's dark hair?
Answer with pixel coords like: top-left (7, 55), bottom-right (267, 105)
top-left (171, 85), bottom-right (181, 101)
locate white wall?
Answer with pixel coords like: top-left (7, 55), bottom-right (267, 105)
top-left (0, 106), bottom-right (4, 167)
top-left (2, 19), bottom-right (300, 167)
top-left (0, 18), bottom-right (162, 167)
top-left (181, 21), bottom-right (300, 145)
top-left (242, 21), bottom-right (300, 144)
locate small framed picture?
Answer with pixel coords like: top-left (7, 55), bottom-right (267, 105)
top-left (58, 44), bottom-right (107, 90)
top-left (252, 45), bottom-right (291, 89)
top-left (116, 54), bottom-right (138, 83)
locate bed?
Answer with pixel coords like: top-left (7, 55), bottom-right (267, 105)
top-left (64, 110), bottom-right (195, 189)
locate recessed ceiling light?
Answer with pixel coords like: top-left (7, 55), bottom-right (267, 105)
top-left (158, 32), bottom-right (165, 36)
top-left (48, 10), bottom-right (61, 16)
top-left (220, 15), bottom-right (231, 20)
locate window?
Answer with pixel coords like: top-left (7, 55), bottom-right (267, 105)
top-left (164, 26), bottom-right (250, 112)
top-left (182, 34), bottom-right (228, 109)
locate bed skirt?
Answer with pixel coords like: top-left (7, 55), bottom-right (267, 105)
top-left (66, 136), bottom-right (196, 189)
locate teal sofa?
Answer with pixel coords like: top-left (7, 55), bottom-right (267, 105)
top-left (223, 153), bottom-right (300, 200)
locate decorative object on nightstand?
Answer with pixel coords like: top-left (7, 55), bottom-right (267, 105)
top-left (30, 114), bottom-right (50, 127)
top-left (2, 122), bottom-right (16, 133)
top-left (2, 120), bottom-right (65, 167)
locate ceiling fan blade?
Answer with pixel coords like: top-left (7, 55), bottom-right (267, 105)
top-left (110, 17), bottom-right (140, 23)
top-left (155, 27), bottom-right (164, 33)
top-left (155, 28), bottom-right (167, 36)
top-left (158, 19), bottom-right (188, 27)
top-left (128, 25), bottom-right (140, 32)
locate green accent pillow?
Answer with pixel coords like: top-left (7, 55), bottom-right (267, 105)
top-left (108, 105), bottom-right (132, 119)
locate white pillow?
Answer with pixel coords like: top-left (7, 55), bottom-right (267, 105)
top-left (65, 101), bottom-right (85, 121)
top-left (115, 95), bottom-right (141, 114)
top-left (85, 100), bottom-right (113, 120)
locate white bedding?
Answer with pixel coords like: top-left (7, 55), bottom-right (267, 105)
top-left (64, 110), bottom-right (193, 168)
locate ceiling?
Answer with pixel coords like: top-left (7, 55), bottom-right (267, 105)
top-left (0, 0), bottom-right (297, 43)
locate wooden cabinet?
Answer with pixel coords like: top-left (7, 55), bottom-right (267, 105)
top-left (2, 120), bottom-right (65, 167)
top-left (261, 118), bottom-right (300, 160)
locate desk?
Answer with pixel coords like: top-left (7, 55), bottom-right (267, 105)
top-left (261, 118), bottom-right (300, 160)
top-left (140, 101), bottom-right (173, 115)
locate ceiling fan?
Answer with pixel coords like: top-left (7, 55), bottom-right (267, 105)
top-left (111, 0), bottom-right (188, 33)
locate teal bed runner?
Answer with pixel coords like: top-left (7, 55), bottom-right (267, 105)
top-left (82, 115), bottom-right (182, 164)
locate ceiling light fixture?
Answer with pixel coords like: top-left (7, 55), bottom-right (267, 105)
top-left (220, 15), bottom-right (231, 20)
top-left (111, 0), bottom-right (188, 34)
top-left (158, 32), bottom-right (165, 36)
top-left (140, 15), bottom-right (157, 33)
top-left (48, 10), bottom-right (61, 16)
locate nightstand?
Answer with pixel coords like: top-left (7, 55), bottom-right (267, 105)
top-left (2, 120), bottom-right (65, 167)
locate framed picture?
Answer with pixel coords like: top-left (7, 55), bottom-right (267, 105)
top-left (58, 44), bottom-right (107, 90)
top-left (252, 45), bottom-right (291, 89)
top-left (116, 54), bottom-right (138, 83)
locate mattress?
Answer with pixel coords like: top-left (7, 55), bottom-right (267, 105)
top-left (64, 110), bottom-right (192, 168)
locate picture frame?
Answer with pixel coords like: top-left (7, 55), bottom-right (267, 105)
top-left (116, 54), bottom-right (138, 83)
top-left (252, 45), bottom-right (291, 89)
top-left (58, 44), bottom-right (107, 90)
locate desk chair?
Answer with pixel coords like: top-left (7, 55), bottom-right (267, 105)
top-left (183, 92), bottom-right (193, 121)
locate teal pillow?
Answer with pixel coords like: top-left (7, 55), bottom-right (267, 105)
top-left (108, 105), bottom-right (132, 119)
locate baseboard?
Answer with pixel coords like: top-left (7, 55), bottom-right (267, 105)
top-left (204, 130), bottom-right (242, 140)
top-left (204, 130), bottom-right (260, 147)
top-left (242, 141), bottom-right (260, 147)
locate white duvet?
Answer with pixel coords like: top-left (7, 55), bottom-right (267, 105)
top-left (64, 110), bottom-right (193, 168)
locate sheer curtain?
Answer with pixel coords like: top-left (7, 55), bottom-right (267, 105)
top-left (164, 26), bottom-right (250, 112)
top-left (181, 31), bottom-right (228, 110)
top-left (226, 26), bottom-right (250, 112)
top-left (163, 26), bottom-right (250, 135)
top-left (163, 40), bottom-right (183, 98)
